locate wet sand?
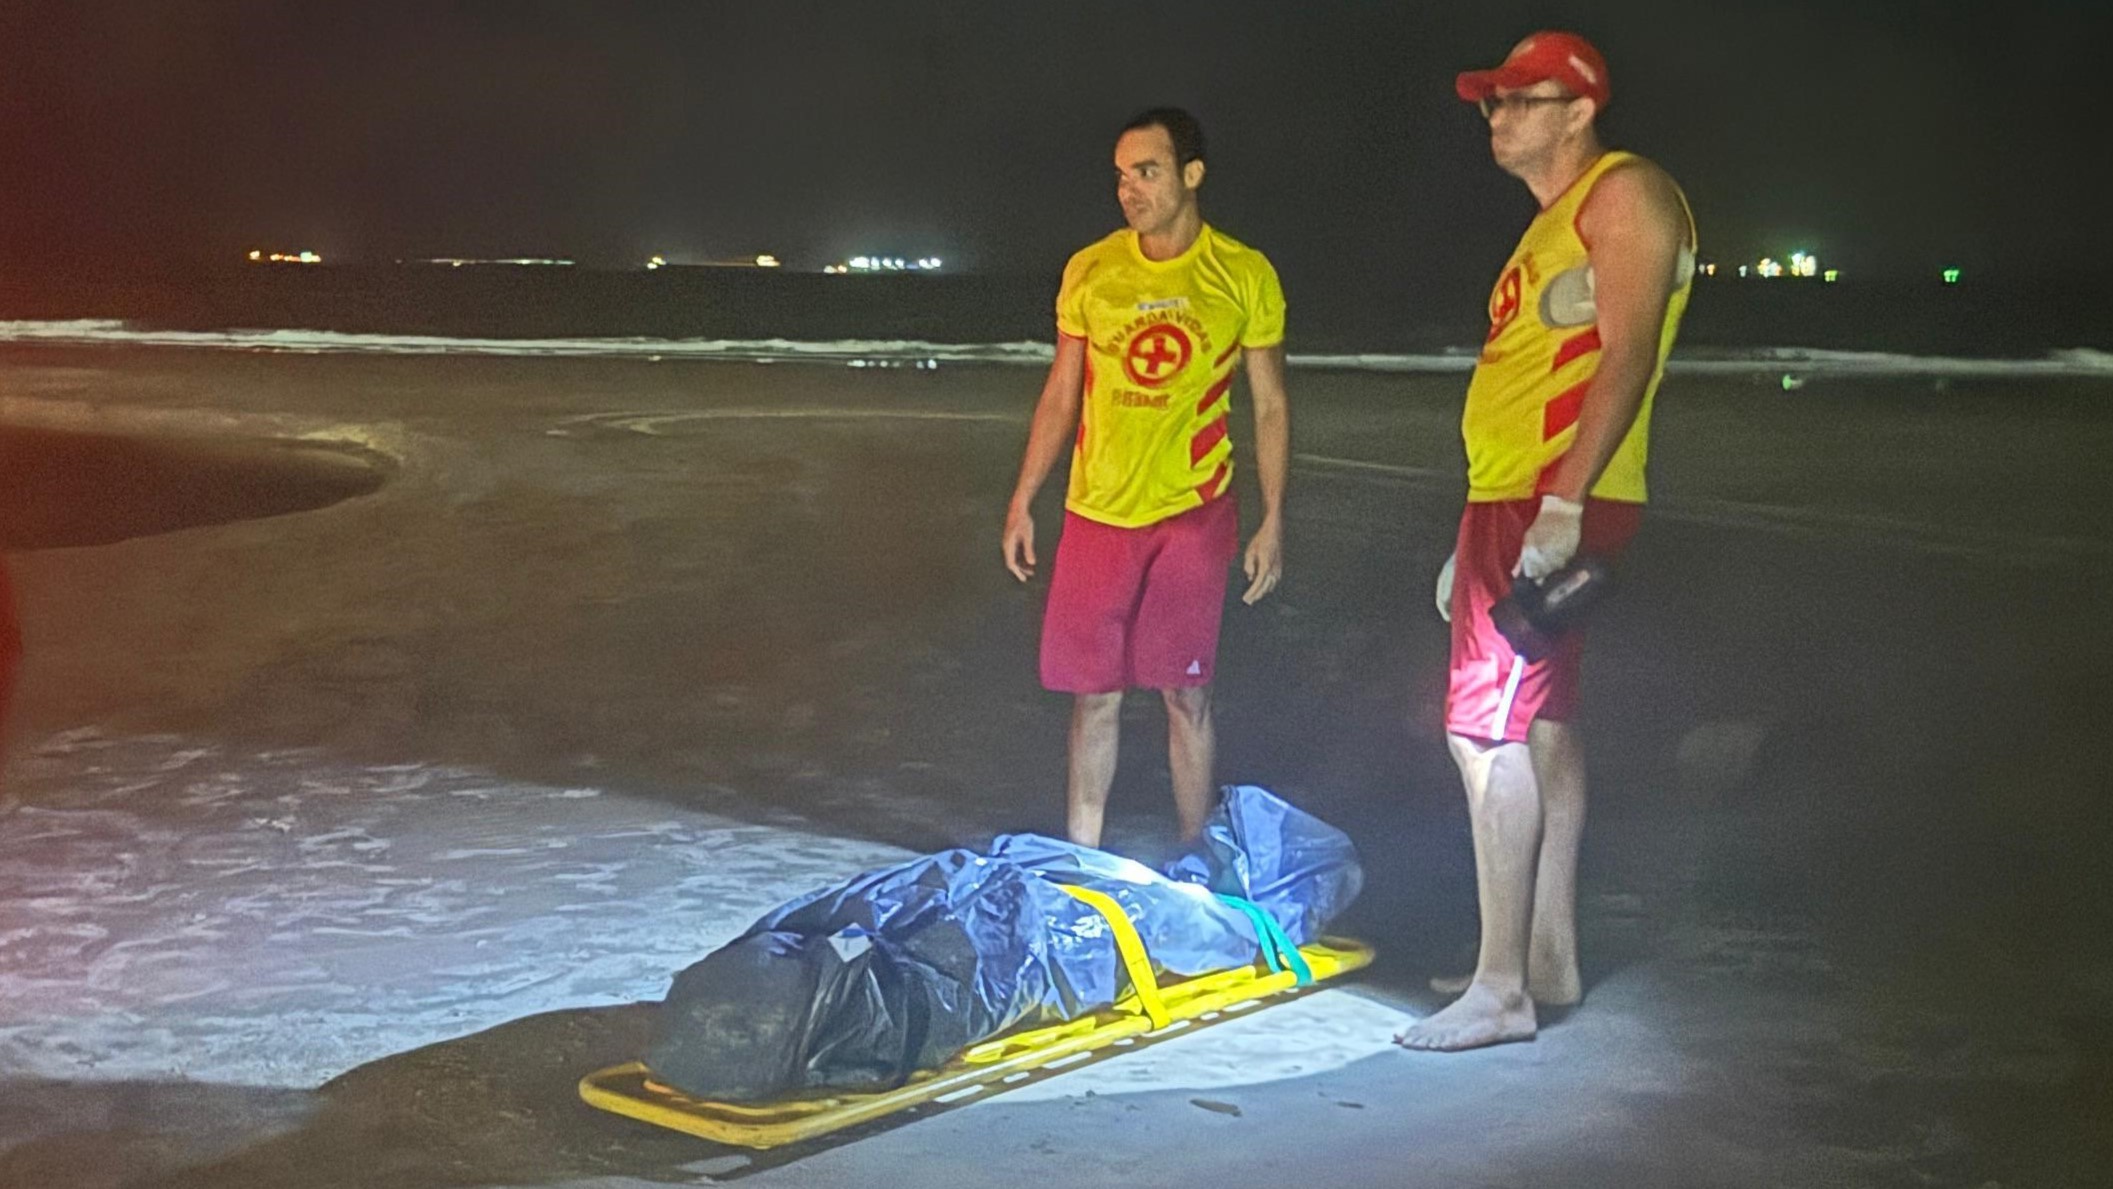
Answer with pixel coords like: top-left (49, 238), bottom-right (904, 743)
top-left (2, 346), bottom-right (2110, 1187)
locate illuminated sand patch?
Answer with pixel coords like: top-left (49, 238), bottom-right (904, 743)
top-left (0, 731), bottom-right (911, 1088)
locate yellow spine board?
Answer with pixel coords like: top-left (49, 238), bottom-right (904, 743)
top-left (580, 894), bottom-right (1373, 1151)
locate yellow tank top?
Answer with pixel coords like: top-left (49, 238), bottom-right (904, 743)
top-left (1461, 151), bottom-right (1696, 503)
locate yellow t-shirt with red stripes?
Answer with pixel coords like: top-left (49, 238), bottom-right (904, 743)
top-left (1462, 151), bottom-right (1696, 503)
top-left (1056, 225), bottom-right (1285, 528)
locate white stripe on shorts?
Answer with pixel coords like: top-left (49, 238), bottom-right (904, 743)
top-left (1489, 655), bottom-right (1526, 741)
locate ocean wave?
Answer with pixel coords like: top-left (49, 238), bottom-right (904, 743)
top-left (1666, 345), bottom-right (2113, 377)
top-left (4, 319), bottom-right (2112, 377)
top-left (0, 319), bottom-right (1059, 364)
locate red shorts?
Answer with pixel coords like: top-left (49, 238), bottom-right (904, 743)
top-left (1445, 498), bottom-right (1641, 743)
top-left (1040, 496), bottom-right (1238, 694)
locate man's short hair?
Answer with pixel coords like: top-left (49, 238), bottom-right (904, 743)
top-left (1120, 107), bottom-right (1206, 168)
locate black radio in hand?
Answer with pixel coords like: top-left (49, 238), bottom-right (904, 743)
top-left (1490, 556), bottom-right (1615, 661)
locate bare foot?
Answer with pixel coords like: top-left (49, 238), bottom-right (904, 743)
top-left (1428, 972), bottom-right (1472, 996)
top-left (1393, 983), bottom-right (1536, 1052)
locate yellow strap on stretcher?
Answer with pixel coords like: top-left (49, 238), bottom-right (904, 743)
top-left (1053, 883), bottom-right (1171, 1030)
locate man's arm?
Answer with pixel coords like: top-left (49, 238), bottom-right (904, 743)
top-left (1002, 334), bottom-right (1088, 581)
top-left (1240, 343), bottom-right (1289, 604)
top-left (1515, 163), bottom-right (1686, 580)
top-left (1543, 163), bottom-right (1687, 503)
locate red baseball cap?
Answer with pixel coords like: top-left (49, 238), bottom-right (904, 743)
top-left (1455, 31), bottom-right (1612, 109)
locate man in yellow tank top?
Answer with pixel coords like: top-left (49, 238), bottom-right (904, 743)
top-left (1396, 32), bottom-right (1697, 1052)
top-left (1001, 108), bottom-right (1291, 852)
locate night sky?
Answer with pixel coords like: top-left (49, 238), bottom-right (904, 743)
top-left (4, 1), bottom-right (2106, 289)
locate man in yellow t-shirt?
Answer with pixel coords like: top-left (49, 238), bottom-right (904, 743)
top-left (1001, 107), bottom-right (1290, 851)
top-left (1395, 33), bottom-right (1696, 1053)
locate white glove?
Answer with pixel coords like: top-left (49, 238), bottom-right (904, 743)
top-left (1434, 551), bottom-right (1456, 623)
top-left (1515, 495), bottom-right (1583, 580)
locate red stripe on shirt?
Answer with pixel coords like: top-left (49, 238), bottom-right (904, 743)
top-left (1195, 459), bottom-right (1230, 503)
top-left (1190, 415), bottom-right (1229, 466)
top-left (1198, 371), bottom-right (1234, 415)
top-left (1541, 377), bottom-right (1594, 441)
top-left (1077, 357), bottom-right (1093, 451)
top-left (1214, 342), bottom-right (1240, 367)
top-left (1551, 327), bottom-right (1602, 372)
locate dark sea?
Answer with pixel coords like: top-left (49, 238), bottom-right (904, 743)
top-left (3, 264), bottom-right (2110, 370)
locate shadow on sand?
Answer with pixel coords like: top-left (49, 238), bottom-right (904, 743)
top-left (0, 424), bottom-right (390, 552)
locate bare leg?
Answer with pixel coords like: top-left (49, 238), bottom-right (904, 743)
top-left (1429, 718), bottom-right (1589, 1004)
top-left (1525, 718), bottom-right (1586, 1006)
top-left (1161, 685), bottom-right (1217, 841)
top-left (1396, 733), bottom-right (1540, 1051)
top-left (1066, 692), bottom-right (1123, 848)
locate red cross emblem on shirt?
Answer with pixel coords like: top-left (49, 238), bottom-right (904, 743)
top-left (1486, 265), bottom-right (1523, 344)
top-left (1122, 323), bottom-right (1193, 388)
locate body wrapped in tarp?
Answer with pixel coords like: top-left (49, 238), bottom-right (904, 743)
top-left (647, 785), bottom-right (1361, 1102)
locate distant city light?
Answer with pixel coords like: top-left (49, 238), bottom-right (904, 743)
top-left (642, 253), bottom-right (782, 270)
top-left (1823, 269), bottom-right (1840, 283)
top-left (1733, 250), bottom-right (1836, 281)
top-left (826, 254), bottom-right (943, 275)
top-left (249, 250), bottom-right (322, 264)
top-left (405, 257), bottom-right (574, 267)
top-left (1942, 268), bottom-right (1962, 284)
top-left (1697, 261), bottom-right (1717, 276)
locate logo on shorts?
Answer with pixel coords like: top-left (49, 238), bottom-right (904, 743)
top-left (1185, 659), bottom-right (1203, 676)
top-left (1122, 322), bottom-right (1194, 388)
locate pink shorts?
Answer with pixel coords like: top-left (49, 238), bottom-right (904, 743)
top-left (1040, 496), bottom-right (1238, 694)
top-left (1445, 498), bottom-right (1641, 743)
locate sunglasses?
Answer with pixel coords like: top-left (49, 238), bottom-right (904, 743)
top-left (1477, 93), bottom-right (1579, 120)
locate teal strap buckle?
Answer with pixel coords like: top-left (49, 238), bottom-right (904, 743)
top-left (1215, 894), bottom-right (1314, 986)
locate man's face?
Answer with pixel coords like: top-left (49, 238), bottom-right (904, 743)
top-left (1114, 126), bottom-right (1197, 236)
top-left (1483, 80), bottom-right (1585, 174)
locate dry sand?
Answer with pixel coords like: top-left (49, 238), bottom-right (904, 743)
top-left (2, 345), bottom-right (2110, 1187)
